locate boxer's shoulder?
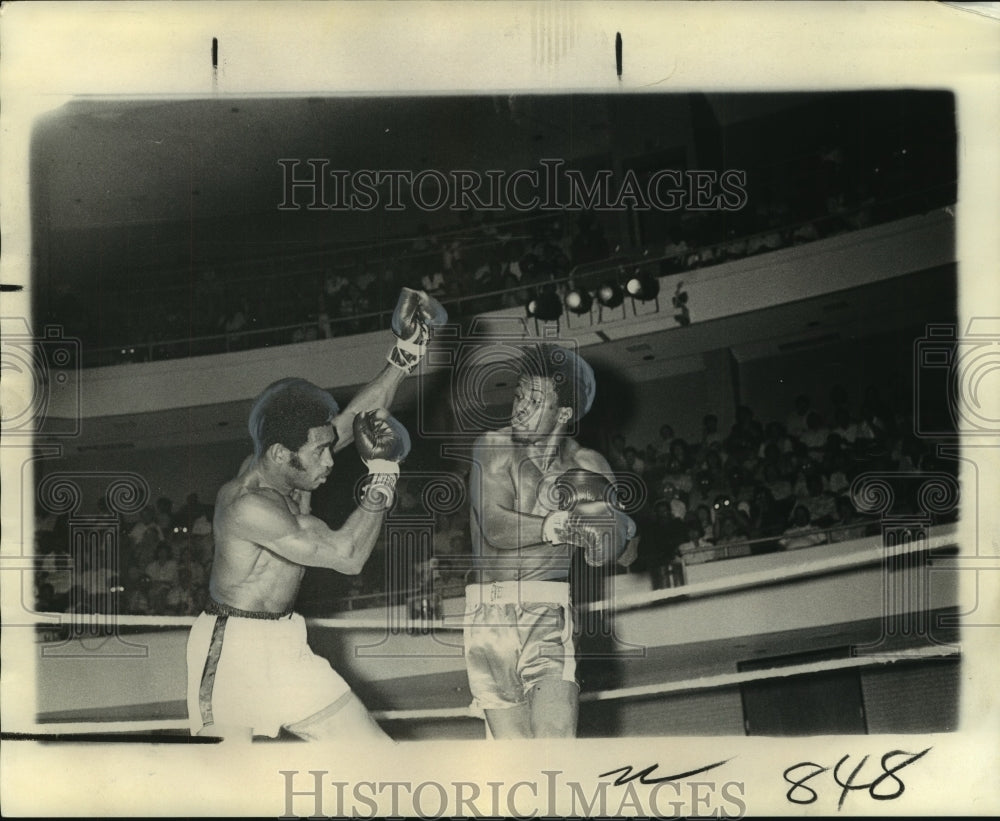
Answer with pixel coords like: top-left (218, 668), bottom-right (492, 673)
top-left (217, 477), bottom-right (291, 527)
top-left (473, 429), bottom-right (515, 469)
top-left (567, 443), bottom-right (611, 477)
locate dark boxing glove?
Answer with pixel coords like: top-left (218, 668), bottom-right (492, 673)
top-left (540, 469), bottom-right (636, 566)
top-left (353, 408), bottom-right (411, 474)
top-left (387, 287), bottom-right (448, 373)
top-left (353, 409), bottom-right (410, 509)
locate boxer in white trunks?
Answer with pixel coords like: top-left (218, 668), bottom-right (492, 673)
top-left (186, 288), bottom-right (445, 741)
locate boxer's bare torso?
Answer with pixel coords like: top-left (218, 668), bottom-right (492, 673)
top-left (470, 428), bottom-right (613, 582)
top-left (210, 470), bottom-right (308, 613)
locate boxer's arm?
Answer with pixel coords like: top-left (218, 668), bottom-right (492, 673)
top-left (331, 364), bottom-right (407, 453)
top-left (230, 492), bottom-right (384, 575)
top-left (332, 288), bottom-right (446, 452)
top-left (573, 447), bottom-right (617, 486)
top-left (469, 434), bottom-right (546, 550)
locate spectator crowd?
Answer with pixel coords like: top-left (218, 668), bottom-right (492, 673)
top-left (610, 384), bottom-right (957, 585)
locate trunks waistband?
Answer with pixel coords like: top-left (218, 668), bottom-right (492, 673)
top-left (466, 580), bottom-right (570, 606)
top-left (204, 596), bottom-right (294, 620)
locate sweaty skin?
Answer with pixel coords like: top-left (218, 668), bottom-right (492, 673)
top-left (469, 376), bottom-right (618, 582)
top-left (208, 369), bottom-right (407, 614)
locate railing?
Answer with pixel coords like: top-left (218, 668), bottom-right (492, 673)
top-left (678, 520), bottom-right (882, 565)
top-left (78, 182), bottom-right (955, 368)
top-left (324, 519), bottom-right (921, 614)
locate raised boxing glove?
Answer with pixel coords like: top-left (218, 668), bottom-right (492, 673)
top-left (353, 408), bottom-right (411, 475)
top-left (354, 409), bottom-right (410, 510)
top-left (387, 287), bottom-right (448, 373)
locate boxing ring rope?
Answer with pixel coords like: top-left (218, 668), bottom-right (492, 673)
top-left (32, 645), bottom-right (957, 734)
top-left (34, 527), bottom-right (956, 635)
top-left (371, 645), bottom-right (958, 722)
top-left (32, 526), bottom-right (959, 736)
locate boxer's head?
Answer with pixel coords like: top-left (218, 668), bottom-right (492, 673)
top-left (510, 343), bottom-right (595, 444)
top-left (249, 378), bottom-right (340, 488)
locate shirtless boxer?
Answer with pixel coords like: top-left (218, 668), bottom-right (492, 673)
top-left (186, 288), bottom-right (445, 741)
top-left (465, 343), bottom-right (636, 738)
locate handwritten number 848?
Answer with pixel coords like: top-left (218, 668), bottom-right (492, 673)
top-left (783, 748), bottom-right (931, 810)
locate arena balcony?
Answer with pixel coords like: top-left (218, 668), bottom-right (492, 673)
top-left (68, 180), bottom-right (954, 372)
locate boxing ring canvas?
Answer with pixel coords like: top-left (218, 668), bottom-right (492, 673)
top-left (1, 2), bottom-right (998, 817)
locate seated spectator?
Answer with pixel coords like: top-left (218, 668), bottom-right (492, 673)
top-left (126, 575), bottom-right (153, 615)
top-left (189, 515), bottom-right (214, 564)
top-left (724, 465), bottom-right (755, 509)
top-left (827, 496), bottom-right (871, 543)
top-left (145, 542), bottom-right (178, 613)
top-left (744, 486), bottom-right (784, 555)
top-left (176, 545), bottom-right (207, 588)
top-left (154, 496), bottom-right (175, 532)
top-left (472, 259), bottom-right (497, 293)
top-left (667, 438), bottom-right (693, 473)
top-left (723, 228), bottom-right (748, 260)
top-left (166, 566), bottom-right (203, 616)
top-left (728, 405), bottom-right (763, 450)
top-left (763, 456), bottom-right (795, 504)
top-left (791, 220), bottom-right (820, 244)
top-left (711, 493), bottom-right (742, 541)
top-left (35, 582), bottom-right (58, 614)
top-left (688, 470), bottom-right (726, 516)
top-left (799, 411), bottom-right (830, 457)
top-left (758, 420), bottom-right (793, 459)
top-left (714, 514), bottom-right (752, 557)
top-left (660, 235), bottom-right (689, 274)
top-left (128, 505), bottom-right (163, 551)
top-left (38, 539), bottom-right (72, 610)
top-left (644, 443), bottom-right (661, 469)
top-left (175, 493), bottom-right (210, 530)
top-left (798, 472), bottom-right (837, 526)
top-left (658, 423), bottom-right (676, 451)
top-left (779, 505), bottom-right (828, 550)
top-left (432, 511), bottom-right (463, 560)
top-left (323, 268), bottom-right (351, 313)
top-left (421, 269), bottom-right (447, 299)
top-left (824, 448), bottom-right (853, 496)
top-left (694, 504), bottom-right (714, 541)
top-left (317, 292), bottom-right (333, 339)
top-left (499, 256), bottom-right (526, 309)
top-left (701, 414), bottom-right (722, 450)
top-left (677, 515), bottom-right (713, 564)
top-left (73, 548), bottom-right (113, 614)
top-left (622, 446), bottom-right (646, 476)
top-left (829, 406), bottom-right (858, 445)
top-left (786, 394), bottom-right (812, 440)
top-left (657, 482), bottom-right (689, 520)
top-left (660, 458), bottom-right (694, 498)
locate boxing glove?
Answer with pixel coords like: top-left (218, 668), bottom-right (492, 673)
top-left (541, 469), bottom-right (636, 566)
top-left (353, 408), bottom-right (411, 475)
top-left (387, 287), bottom-right (448, 373)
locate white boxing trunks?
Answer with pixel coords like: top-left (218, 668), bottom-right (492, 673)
top-left (463, 580), bottom-right (578, 711)
top-left (186, 599), bottom-right (351, 738)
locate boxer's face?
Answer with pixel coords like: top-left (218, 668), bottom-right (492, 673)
top-left (288, 424), bottom-right (337, 489)
top-left (511, 376), bottom-right (567, 444)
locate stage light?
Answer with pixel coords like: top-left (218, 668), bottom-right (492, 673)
top-left (564, 288), bottom-right (593, 315)
top-left (525, 288), bottom-right (563, 321)
top-left (596, 281), bottom-right (624, 309)
top-left (625, 271), bottom-right (661, 302)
